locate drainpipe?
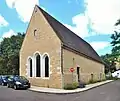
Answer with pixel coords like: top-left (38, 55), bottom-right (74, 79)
top-left (61, 43), bottom-right (64, 88)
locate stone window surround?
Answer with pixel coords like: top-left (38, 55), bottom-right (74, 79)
top-left (26, 51), bottom-right (50, 79)
top-left (34, 29), bottom-right (37, 37)
top-left (26, 56), bottom-right (33, 77)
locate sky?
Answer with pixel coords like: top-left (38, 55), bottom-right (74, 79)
top-left (0, 0), bottom-right (120, 56)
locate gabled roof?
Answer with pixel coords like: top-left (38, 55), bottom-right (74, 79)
top-left (37, 5), bottom-right (103, 64)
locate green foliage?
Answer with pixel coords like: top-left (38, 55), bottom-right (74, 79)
top-left (88, 79), bottom-right (98, 84)
top-left (105, 72), bottom-right (120, 80)
top-left (101, 54), bottom-right (117, 74)
top-left (101, 19), bottom-right (120, 74)
top-left (87, 79), bottom-right (106, 84)
top-left (110, 19), bottom-right (120, 62)
top-left (64, 82), bottom-right (78, 90)
top-left (88, 73), bottom-right (106, 84)
top-left (111, 31), bottom-right (120, 58)
top-left (106, 76), bottom-right (119, 80)
top-left (73, 82), bottom-right (79, 88)
top-left (115, 19), bottom-right (120, 26)
top-left (105, 72), bottom-right (116, 80)
top-left (0, 32), bottom-right (25, 75)
top-left (105, 72), bottom-right (112, 79)
top-left (101, 54), bottom-right (117, 63)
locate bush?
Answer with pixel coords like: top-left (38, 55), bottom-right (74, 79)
top-left (102, 78), bottom-right (106, 81)
top-left (87, 78), bottom-right (106, 84)
top-left (73, 82), bottom-right (79, 87)
top-left (105, 72), bottom-right (120, 80)
top-left (106, 72), bottom-right (112, 80)
top-left (107, 76), bottom-right (119, 80)
top-left (88, 79), bottom-right (97, 84)
top-left (112, 77), bottom-right (119, 80)
top-left (64, 82), bottom-right (78, 90)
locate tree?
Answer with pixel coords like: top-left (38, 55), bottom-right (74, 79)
top-left (101, 19), bottom-right (120, 74)
top-left (101, 54), bottom-right (117, 73)
top-left (111, 31), bottom-right (120, 58)
top-left (110, 61), bottom-right (116, 73)
top-left (115, 19), bottom-right (120, 26)
top-left (0, 32), bottom-right (25, 75)
top-left (110, 19), bottom-right (120, 59)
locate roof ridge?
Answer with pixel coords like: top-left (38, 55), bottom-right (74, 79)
top-left (37, 5), bottom-right (90, 44)
top-left (36, 5), bottom-right (103, 64)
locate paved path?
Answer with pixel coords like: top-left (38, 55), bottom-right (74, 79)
top-left (29, 80), bottom-right (113, 94)
top-left (0, 80), bottom-right (120, 101)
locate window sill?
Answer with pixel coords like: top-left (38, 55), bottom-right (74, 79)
top-left (35, 77), bottom-right (42, 79)
top-left (41, 77), bottom-right (49, 79)
top-left (27, 77), bottom-right (50, 79)
top-left (28, 77), bottom-right (34, 79)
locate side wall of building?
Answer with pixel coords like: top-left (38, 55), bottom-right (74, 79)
top-left (20, 6), bottom-right (62, 88)
top-left (62, 49), bottom-right (105, 86)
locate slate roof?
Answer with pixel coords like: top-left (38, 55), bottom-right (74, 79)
top-left (37, 5), bottom-right (103, 64)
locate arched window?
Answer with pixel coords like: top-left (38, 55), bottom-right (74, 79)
top-left (45, 56), bottom-right (49, 77)
top-left (28, 58), bottom-right (32, 77)
top-left (43, 54), bottom-right (49, 77)
top-left (35, 54), bottom-right (41, 77)
top-left (34, 29), bottom-right (37, 36)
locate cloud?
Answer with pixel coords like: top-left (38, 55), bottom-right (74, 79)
top-left (67, 0), bottom-right (79, 4)
top-left (65, 0), bottom-right (120, 38)
top-left (2, 29), bottom-right (16, 38)
top-left (5, 0), bottom-right (16, 8)
top-left (0, 15), bottom-right (9, 27)
top-left (68, 0), bottom-right (72, 4)
top-left (85, 0), bottom-right (120, 34)
top-left (6, 0), bottom-right (39, 23)
top-left (90, 41), bottom-right (109, 51)
top-left (64, 14), bottom-right (89, 38)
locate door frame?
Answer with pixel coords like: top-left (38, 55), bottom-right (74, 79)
top-left (77, 67), bottom-right (80, 82)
